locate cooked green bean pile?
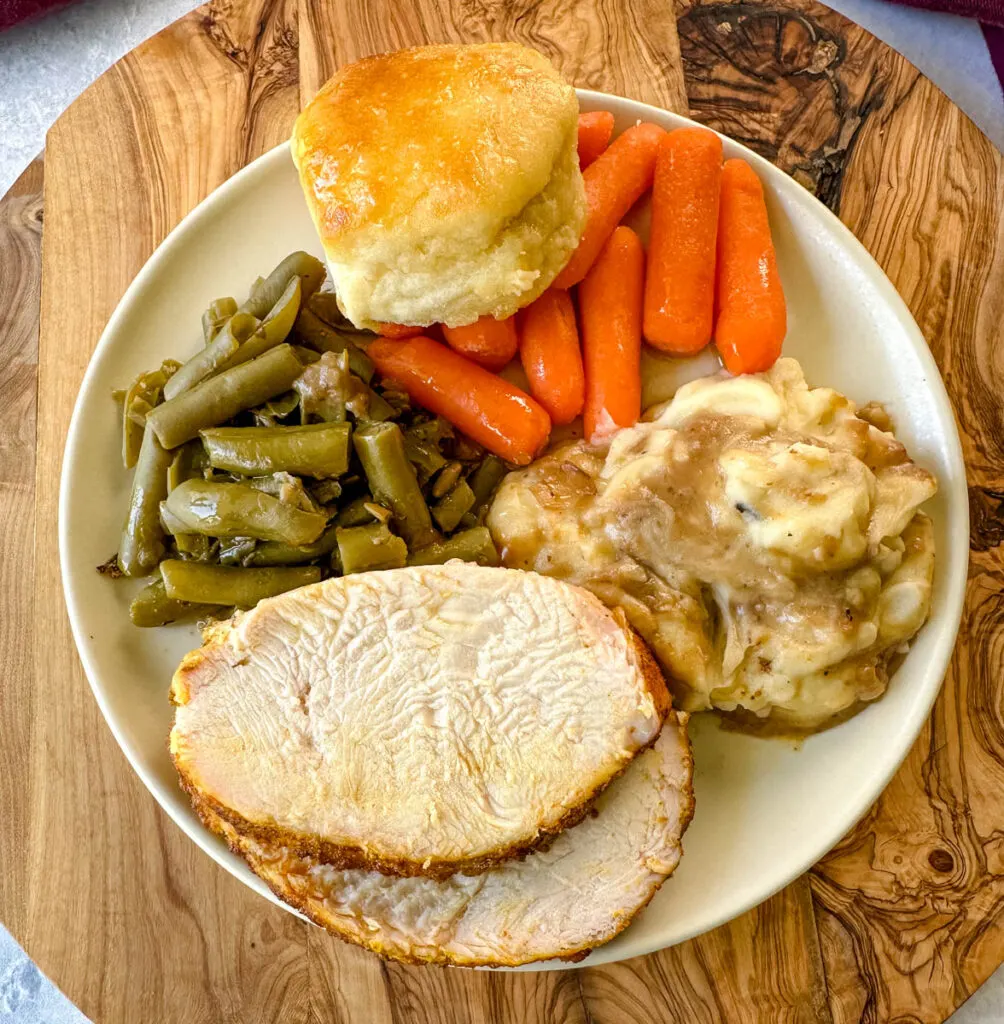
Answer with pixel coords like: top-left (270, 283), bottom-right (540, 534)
top-left (104, 252), bottom-right (505, 627)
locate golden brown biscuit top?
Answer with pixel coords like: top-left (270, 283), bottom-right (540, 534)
top-left (291, 43), bottom-right (578, 253)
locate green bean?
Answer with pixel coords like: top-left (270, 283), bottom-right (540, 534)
top-left (408, 527), bottom-right (499, 567)
top-left (164, 312), bottom-right (258, 401)
top-left (167, 440), bottom-right (202, 493)
top-left (307, 292), bottom-right (374, 336)
top-left (291, 345), bottom-right (322, 365)
top-left (468, 455), bottom-right (508, 510)
top-left (264, 391), bottom-right (301, 417)
top-left (163, 479), bottom-right (327, 544)
top-left (294, 308), bottom-right (374, 382)
top-left (238, 252), bottom-right (325, 319)
top-left (355, 386), bottom-right (395, 422)
top-left (432, 479), bottom-right (475, 533)
top-left (257, 276), bottom-right (302, 345)
top-left (379, 388), bottom-right (411, 415)
top-left (431, 461), bottom-right (463, 500)
top-left (200, 422), bottom-right (350, 478)
top-left (220, 278), bottom-right (302, 372)
top-left (118, 423), bottom-right (174, 577)
top-left (129, 577), bottom-right (224, 627)
top-left (252, 390), bottom-right (300, 427)
top-left (126, 397), bottom-right (156, 425)
top-left (218, 331), bottom-right (272, 373)
top-left (160, 559), bottom-right (320, 607)
top-left (246, 471), bottom-right (319, 512)
top-left (122, 405), bottom-right (145, 470)
top-left (344, 379), bottom-right (394, 422)
top-left (310, 478), bottom-right (342, 506)
top-left (160, 502), bottom-right (190, 536)
top-left (363, 501), bottom-right (393, 524)
top-left (121, 362), bottom-right (178, 468)
top-left (250, 524), bottom-right (340, 566)
top-left (403, 431), bottom-right (447, 483)
top-left (218, 536), bottom-right (258, 566)
top-left (336, 495), bottom-right (376, 527)
top-left (335, 524), bottom-right (408, 574)
top-left (246, 473), bottom-right (285, 497)
top-left (175, 532), bottom-right (213, 561)
top-left (146, 344), bottom-right (304, 449)
top-left (410, 417), bottom-right (454, 446)
top-left (201, 297), bottom-right (238, 343)
top-left (353, 422), bottom-right (438, 548)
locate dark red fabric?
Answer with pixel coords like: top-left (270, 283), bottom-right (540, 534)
top-left (885, 0), bottom-right (1004, 25)
top-left (0, 0), bottom-right (74, 31)
top-left (984, 23), bottom-right (1004, 82)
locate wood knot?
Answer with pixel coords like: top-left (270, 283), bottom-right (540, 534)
top-left (807, 39), bottom-right (839, 74)
top-left (928, 848), bottom-right (955, 873)
top-left (969, 486), bottom-right (1004, 552)
top-left (675, 2), bottom-right (879, 211)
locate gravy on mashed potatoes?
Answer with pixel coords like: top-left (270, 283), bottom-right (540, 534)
top-left (487, 358), bottom-right (937, 730)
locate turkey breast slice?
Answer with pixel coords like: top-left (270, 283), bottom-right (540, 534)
top-left (171, 565), bottom-right (671, 878)
top-left (197, 711), bottom-right (693, 967)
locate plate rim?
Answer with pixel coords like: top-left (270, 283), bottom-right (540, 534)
top-left (58, 88), bottom-right (970, 969)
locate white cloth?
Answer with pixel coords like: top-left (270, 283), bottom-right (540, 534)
top-left (0, 923), bottom-right (88, 1023)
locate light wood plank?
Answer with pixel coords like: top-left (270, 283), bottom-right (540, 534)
top-left (675, 2), bottom-right (1004, 1018)
top-left (0, 158), bottom-right (43, 945)
top-left (13, 0), bottom-right (1003, 1019)
top-left (298, 0), bottom-right (686, 110)
top-left (581, 880), bottom-right (831, 1023)
top-left (307, 934), bottom-right (395, 1024)
top-left (28, 3), bottom-right (311, 1021)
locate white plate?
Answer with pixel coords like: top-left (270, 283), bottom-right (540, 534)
top-left (59, 90), bottom-right (969, 968)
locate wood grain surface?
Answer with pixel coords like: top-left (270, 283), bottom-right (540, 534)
top-left (0, 158), bottom-right (41, 947)
top-left (0, 0), bottom-right (1000, 1021)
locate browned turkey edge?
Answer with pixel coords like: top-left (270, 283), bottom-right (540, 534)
top-left (172, 609), bottom-right (671, 880)
top-left (191, 713), bottom-right (696, 968)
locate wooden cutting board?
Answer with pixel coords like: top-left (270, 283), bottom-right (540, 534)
top-left (1, 1), bottom-right (1002, 1020)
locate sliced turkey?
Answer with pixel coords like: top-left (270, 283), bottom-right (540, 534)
top-left (197, 711), bottom-right (693, 966)
top-left (171, 565), bottom-right (670, 878)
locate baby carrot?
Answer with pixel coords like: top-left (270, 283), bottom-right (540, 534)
top-left (577, 111), bottom-right (615, 170)
top-left (644, 127), bottom-right (723, 354)
top-left (377, 323), bottom-right (423, 339)
top-left (368, 336), bottom-right (551, 465)
top-left (441, 315), bottom-right (518, 371)
top-left (518, 289), bottom-right (584, 425)
top-left (714, 159), bottom-right (787, 374)
top-left (579, 226), bottom-right (644, 442)
top-left (554, 122), bottom-right (666, 289)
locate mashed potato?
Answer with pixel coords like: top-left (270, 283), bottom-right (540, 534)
top-left (487, 359), bottom-right (937, 730)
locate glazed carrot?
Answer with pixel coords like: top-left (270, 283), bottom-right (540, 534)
top-left (441, 315), bottom-right (518, 371)
top-left (577, 111), bottom-right (615, 170)
top-left (377, 323), bottom-right (423, 339)
top-left (368, 336), bottom-right (551, 465)
top-left (518, 289), bottom-right (584, 425)
top-left (554, 122), bottom-right (667, 289)
top-left (714, 159), bottom-right (787, 374)
top-left (644, 127), bottom-right (723, 354)
top-left (579, 227), bottom-right (644, 442)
